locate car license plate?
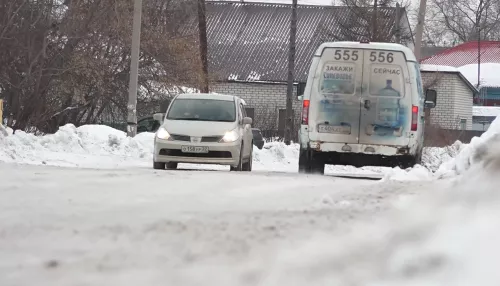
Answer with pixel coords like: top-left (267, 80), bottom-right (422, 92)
top-left (317, 124), bottom-right (351, 134)
top-left (181, 146), bottom-right (209, 153)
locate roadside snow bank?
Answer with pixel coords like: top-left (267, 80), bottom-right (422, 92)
top-left (253, 136), bottom-right (500, 286)
top-left (0, 123), bottom-right (457, 177)
top-left (436, 116), bottom-right (500, 177)
top-left (0, 124), bottom-right (154, 168)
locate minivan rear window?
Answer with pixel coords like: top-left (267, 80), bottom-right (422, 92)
top-left (368, 64), bottom-right (405, 98)
top-left (320, 62), bottom-right (357, 95)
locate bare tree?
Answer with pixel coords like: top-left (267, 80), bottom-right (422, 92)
top-left (425, 0), bottom-right (500, 45)
top-left (197, 0), bottom-right (209, 93)
top-left (0, 0), bottom-right (203, 133)
top-left (337, 0), bottom-right (414, 44)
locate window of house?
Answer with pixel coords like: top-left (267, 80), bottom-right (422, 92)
top-left (460, 118), bottom-right (467, 130)
top-left (245, 108), bottom-right (255, 120)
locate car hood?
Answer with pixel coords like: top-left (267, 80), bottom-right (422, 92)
top-left (163, 120), bottom-right (237, 136)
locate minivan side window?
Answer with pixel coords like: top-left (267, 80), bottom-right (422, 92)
top-left (414, 63), bottom-right (425, 100)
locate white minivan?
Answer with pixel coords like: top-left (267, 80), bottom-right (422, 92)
top-left (298, 41), bottom-right (437, 174)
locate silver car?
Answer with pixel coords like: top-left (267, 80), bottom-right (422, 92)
top-left (153, 93), bottom-right (254, 171)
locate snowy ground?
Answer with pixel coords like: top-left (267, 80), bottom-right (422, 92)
top-left (1, 118), bottom-right (500, 285)
top-left (0, 163), bottom-right (450, 286)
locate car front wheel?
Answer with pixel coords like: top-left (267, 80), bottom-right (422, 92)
top-left (242, 144), bottom-right (253, 171)
top-left (153, 161), bottom-right (165, 170)
top-left (166, 162), bottom-right (178, 170)
top-left (230, 144), bottom-right (244, 172)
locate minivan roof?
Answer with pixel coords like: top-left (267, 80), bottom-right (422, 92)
top-left (315, 42), bottom-right (417, 62)
top-left (175, 93), bottom-right (236, 101)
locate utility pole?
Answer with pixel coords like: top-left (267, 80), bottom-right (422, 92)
top-left (372, 0), bottom-right (378, 41)
top-left (476, 23), bottom-right (481, 89)
top-left (395, 3), bottom-right (401, 44)
top-left (414, 0), bottom-right (427, 60)
top-left (127, 0), bottom-right (143, 137)
top-left (198, 0), bottom-right (209, 93)
top-left (284, 0), bottom-right (297, 145)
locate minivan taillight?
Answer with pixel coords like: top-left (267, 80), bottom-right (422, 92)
top-left (411, 105), bottom-right (418, 131)
top-left (302, 100), bottom-right (310, 125)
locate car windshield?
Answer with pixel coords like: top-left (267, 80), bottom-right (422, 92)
top-left (166, 98), bottom-right (236, 122)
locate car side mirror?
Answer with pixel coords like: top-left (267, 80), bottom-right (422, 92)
top-left (425, 89), bottom-right (437, 108)
top-left (153, 113), bottom-right (164, 122)
top-left (297, 95), bottom-right (303, 101)
top-left (242, 117), bottom-right (252, 125)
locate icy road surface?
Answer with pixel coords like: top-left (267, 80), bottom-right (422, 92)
top-left (0, 163), bottom-right (447, 286)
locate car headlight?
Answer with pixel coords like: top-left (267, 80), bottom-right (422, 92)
top-left (156, 127), bottom-right (171, 140)
top-left (221, 129), bottom-right (239, 143)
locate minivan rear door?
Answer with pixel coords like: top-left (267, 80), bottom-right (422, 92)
top-left (358, 50), bottom-right (410, 147)
top-left (308, 48), bottom-right (364, 144)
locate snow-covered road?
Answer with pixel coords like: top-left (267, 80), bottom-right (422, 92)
top-left (0, 163), bottom-right (447, 286)
top-left (2, 117), bottom-right (500, 285)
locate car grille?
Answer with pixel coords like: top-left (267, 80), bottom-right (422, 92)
top-left (201, 136), bottom-right (223, 142)
top-left (170, 134), bottom-right (190, 141)
top-left (170, 134), bottom-right (223, 143)
top-left (159, 149), bottom-right (232, 158)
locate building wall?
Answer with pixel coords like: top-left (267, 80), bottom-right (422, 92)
top-left (421, 72), bottom-right (473, 130)
top-left (211, 82), bottom-right (302, 134)
top-left (452, 76), bottom-right (473, 130)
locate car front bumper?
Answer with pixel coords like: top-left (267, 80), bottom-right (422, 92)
top-left (154, 137), bottom-right (242, 166)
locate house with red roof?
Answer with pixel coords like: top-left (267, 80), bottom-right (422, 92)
top-left (420, 41), bottom-right (500, 131)
top-left (420, 65), bottom-right (477, 130)
top-left (421, 41), bottom-right (500, 68)
top-left (421, 41), bottom-right (500, 106)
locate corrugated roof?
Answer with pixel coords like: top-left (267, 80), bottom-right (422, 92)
top-left (196, 1), bottom-right (409, 83)
top-left (420, 41), bottom-right (500, 67)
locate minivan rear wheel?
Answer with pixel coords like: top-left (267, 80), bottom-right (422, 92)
top-left (311, 158), bottom-right (325, 175)
top-left (299, 150), bottom-right (325, 175)
top-left (299, 151), bottom-right (309, 173)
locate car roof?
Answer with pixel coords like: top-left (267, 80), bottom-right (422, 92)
top-left (175, 93), bottom-right (236, 102)
top-left (315, 41), bottom-right (417, 62)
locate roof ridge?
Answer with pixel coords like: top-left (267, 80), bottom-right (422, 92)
top-left (206, 1), bottom-right (399, 10)
top-left (420, 41), bottom-right (500, 63)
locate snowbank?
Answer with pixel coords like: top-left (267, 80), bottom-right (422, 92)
top-left (436, 116), bottom-right (500, 177)
top-left (0, 123), bottom-right (459, 178)
top-left (250, 142), bottom-right (500, 286)
top-left (0, 124), bottom-right (154, 168)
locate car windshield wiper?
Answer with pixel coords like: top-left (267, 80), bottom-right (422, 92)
top-left (168, 118), bottom-right (209, 121)
top-left (168, 118), bottom-right (234, 122)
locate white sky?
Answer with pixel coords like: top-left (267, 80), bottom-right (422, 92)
top-left (215, 0), bottom-right (419, 26)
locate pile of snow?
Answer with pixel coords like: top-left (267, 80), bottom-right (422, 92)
top-left (459, 63), bottom-right (500, 87)
top-left (0, 124), bottom-right (154, 168)
top-left (380, 164), bottom-right (434, 182)
top-left (473, 106), bottom-right (500, 117)
top-left (420, 64), bottom-right (458, 73)
top-left (422, 141), bottom-right (464, 172)
top-left (247, 142), bottom-right (500, 286)
top-left (437, 116), bottom-right (500, 177)
top-left (0, 123), bottom-right (470, 178)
